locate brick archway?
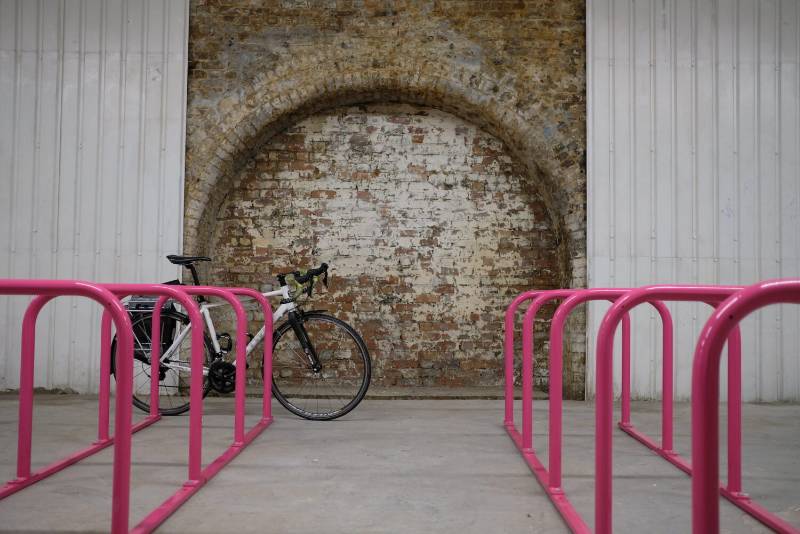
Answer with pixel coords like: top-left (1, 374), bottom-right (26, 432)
top-left (184, 41), bottom-right (587, 397)
top-left (186, 46), bottom-right (584, 278)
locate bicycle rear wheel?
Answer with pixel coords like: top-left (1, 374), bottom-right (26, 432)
top-left (111, 310), bottom-right (214, 416)
top-left (262, 312), bottom-right (371, 420)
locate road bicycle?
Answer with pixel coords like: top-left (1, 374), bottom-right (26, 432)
top-left (110, 255), bottom-right (371, 420)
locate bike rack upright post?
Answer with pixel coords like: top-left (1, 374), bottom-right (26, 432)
top-left (226, 287), bottom-right (274, 430)
top-left (518, 290), bottom-right (578, 453)
top-left (0, 280), bottom-right (135, 534)
top-left (514, 290), bottom-right (596, 529)
top-left (692, 279), bottom-right (800, 534)
top-left (593, 285), bottom-right (747, 534)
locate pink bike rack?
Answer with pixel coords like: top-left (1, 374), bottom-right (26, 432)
top-left (505, 288), bottom-right (668, 533)
top-left (692, 279), bottom-right (800, 534)
top-left (547, 288), bottom-right (672, 533)
top-left (594, 284), bottom-right (772, 534)
top-left (505, 283), bottom-right (799, 533)
top-left (0, 280), bottom-right (135, 533)
top-left (0, 280), bottom-right (275, 533)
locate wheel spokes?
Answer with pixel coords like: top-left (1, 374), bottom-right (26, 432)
top-left (123, 312), bottom-right (208, 414)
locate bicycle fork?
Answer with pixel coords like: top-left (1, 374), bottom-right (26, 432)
top-left (286, 310), bottom-right (322, 372)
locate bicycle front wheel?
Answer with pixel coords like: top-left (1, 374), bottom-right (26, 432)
top-left (263, 312), bottom-right (371, 420)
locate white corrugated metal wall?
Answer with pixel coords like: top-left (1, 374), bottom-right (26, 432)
top-left (588, 0), bottom-right (800, 401)
top-left (0, 0), bottom-right (189, 392)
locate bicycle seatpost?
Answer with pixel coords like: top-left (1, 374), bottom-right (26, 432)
top-left (186, 264), bottom-right (201, 285)
top-left (185, 264), bottom-right (206, 302)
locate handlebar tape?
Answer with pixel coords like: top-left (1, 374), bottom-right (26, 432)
top-left (278, 263), bottom-right (329, 287)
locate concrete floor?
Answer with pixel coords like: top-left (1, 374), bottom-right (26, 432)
top-left (0, 396), bottom-right (797, 533)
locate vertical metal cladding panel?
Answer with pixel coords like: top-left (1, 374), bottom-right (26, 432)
top-left (0, 0), bottom-right (189, 393)
top-left (588, 0), bottom-right (800, 401)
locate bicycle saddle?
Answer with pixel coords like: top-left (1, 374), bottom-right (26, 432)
top-left (166, 254), bottom-right (212, 266)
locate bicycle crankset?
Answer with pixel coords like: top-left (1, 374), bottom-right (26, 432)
top-left (208, 360), bottom-right (236, 394)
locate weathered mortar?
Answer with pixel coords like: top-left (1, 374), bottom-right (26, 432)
top-left (186, 0), bottom-right (587, 397)
top-left (209, 103), bottom-right (561, 387)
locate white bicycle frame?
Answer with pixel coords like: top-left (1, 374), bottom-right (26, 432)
top-left (153, 284), bottom-right (298, 374)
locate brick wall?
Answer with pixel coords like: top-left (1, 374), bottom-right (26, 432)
top-left (186, 1), bottom-right (587, 397)
top-left (208, 103), bottom-right (561, 387)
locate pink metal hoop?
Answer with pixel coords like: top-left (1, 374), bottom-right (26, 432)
top-left (0, 279), bottom-right (135, 534)
top-left (507, 288), bottom-right (669, 533)
top-left (504, 290), bottom-right (551, 428)
top-left (131, 285), bottom-right (274, 534)
top-left (99, 284), bottom-right (206, 444)
top-left (692, 279), bottom-right (800, 534)
top-left (594, 285), bottom-right (746, 534)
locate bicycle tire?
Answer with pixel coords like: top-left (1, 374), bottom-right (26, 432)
top-left (111, 309), bottom-right (214, 416)
top-left (262, 312), bottom-right (371, 421)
